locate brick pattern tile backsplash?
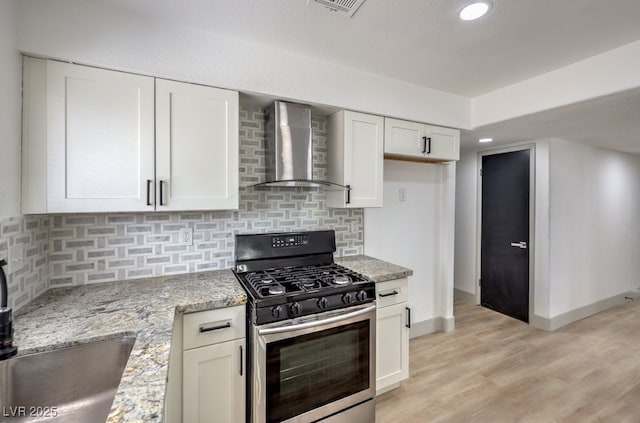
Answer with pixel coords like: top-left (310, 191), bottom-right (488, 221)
top-left (0, 216), bottom-right (50, 310)
top-left (42, 105), bottom-right (363, 287)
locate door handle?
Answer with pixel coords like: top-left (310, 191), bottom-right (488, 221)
top-left (510, 241), bottom-right (527, 249)
top-left (159, 180), bottom-right (165, 206)
top-left (405, 307), bottom-right (411, 329)
top-left (146, 180), bottom-right (153, 206)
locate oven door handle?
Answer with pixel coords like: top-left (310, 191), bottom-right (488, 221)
top-left (257, 304), bottom-right (376, 335)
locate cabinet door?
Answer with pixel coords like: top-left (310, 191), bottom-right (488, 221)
top-left (327, 111), bottom-right (383, 208)
top-left (384, 118), bottom-right (425, 157)
top-left (426, 124), bottom-right (460, 161)
top-left (384, 118), bottom-right (460, 162)
top-left (376, 302), bottom-right (409, 395)
top-left (342, 111), bottom-right (384, 208)
top-left (183, 338), bottom-right (245, 423)
top-left (156, 79), bottom-right (239, 211)
top-left (46, 60), bottom-right (155, 212)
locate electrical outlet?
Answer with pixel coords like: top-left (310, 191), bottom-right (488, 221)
top-left (179, 228), bottom-right (194, 246)
top-left (8, 244), bottom-right (25, 275)
top-left (399, 188), bottom-right (407, 202)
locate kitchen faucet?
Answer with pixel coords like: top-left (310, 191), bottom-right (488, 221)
top-left (0, 258), bottom-right (18, 360)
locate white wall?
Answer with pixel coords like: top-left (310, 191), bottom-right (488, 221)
top-left (0, 0), bottom-right (21, 217)
top-left (453, 150), bottom-right (477, 295)
top-left (454, 142), bottom-right (552, 318)
top-left (454, 138), bottom-right (640, 324)
top-left (365, 160), bottom-right (451, 326)
top-left (17, 0), bottom-right (469, 130)
top-left (548, 139), bottom-right (640, 317)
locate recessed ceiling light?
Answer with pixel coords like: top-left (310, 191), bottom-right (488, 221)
top-left (478, 138), bottom-right (494, 143)
top-left (459, 1), bottom-right (492, 21)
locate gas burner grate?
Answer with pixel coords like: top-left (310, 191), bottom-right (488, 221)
top-left (239, 263), bottom-right (369, 298)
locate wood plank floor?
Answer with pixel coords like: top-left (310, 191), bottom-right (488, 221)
top-left (376, 299), bottom-right (640, 422)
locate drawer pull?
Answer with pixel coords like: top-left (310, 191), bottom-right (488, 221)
top-left (378, 290), bottom-right (399, 298)
top-left (199, 320), bottom-right (231, 333)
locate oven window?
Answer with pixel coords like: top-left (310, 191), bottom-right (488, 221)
top-left (266, 320), bottom-right (370, 423)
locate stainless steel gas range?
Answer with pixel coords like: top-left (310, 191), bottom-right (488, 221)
top-left (233, 230), bottom-right (376, 423)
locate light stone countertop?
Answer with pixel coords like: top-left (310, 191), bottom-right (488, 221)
top-left (10, 255), bottom-right (410, 422)
top-left (336, 254), bottom-right (413, 282)
top-left (12, 270), bottom-right (247, 422)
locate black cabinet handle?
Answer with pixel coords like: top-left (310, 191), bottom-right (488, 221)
top-left (198, 321), bottom-right (231, 333)
top-left (406, 306), bottom-right (411, 329)
top-left (146, 180), bottom-right (153, 206)
top-left (422, 137), bottom-right (432, 154)
top-left (239, 345), bottom-right (243, 376)
top-left (346, 185), bottom-right (351, 205)
top-left (159, 180), bottom-right (165, 206)
top-left (378, 290), bottom-right (399, 298)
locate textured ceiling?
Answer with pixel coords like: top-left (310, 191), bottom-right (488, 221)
top-left (90, 0), bottom-right (640, 97)
top-left (88, 0), bottom-right (640, 153)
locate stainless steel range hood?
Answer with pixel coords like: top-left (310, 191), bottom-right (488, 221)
top-left (253, 101), bottom-right (340, 188)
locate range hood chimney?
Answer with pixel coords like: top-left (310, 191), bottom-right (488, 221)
top-left (258, 101), bottom-right (336, 187)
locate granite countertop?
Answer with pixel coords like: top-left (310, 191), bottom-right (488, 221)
top-left (10, 255), bottom-right (410, 422)
top-left (12, 270), bottom-right (247, 422)
top-left (336, 255), bottom-right (413, 282)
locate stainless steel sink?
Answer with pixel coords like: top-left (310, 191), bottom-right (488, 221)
top-left (0, 335), bottom-right (136, 422)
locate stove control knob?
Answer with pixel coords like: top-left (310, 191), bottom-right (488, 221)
top-left (290, 302), bottom-right (302, 316)
top-left (356, 290), bottom-right (368, 302)
top-left (342, 293), bottom-right (354, 304)
top-left (318, 297), bottom-right (329, 309)
top-left (271, 305), bottom-right (283, 319)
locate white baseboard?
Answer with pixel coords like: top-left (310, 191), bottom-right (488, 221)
top-left (409, 315), bottom-right (455, 338)
top-left (530, 289), bottom-right (638, 331)
top-left (454, 288), bottom-right (476, 304)
top-left (442, 316), bottom-right (455, 332)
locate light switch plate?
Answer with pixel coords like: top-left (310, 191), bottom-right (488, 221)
top-left (8, 244), bottom-right (25, 275)
top-left (399, 188), bottom-right (407, 202)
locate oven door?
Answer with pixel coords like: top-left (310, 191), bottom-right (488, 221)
top-left (252, 303), bottom-right (376, 423)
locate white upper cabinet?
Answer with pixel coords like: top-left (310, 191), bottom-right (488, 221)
top-left (327, 110), bottom-right (384, 208)
top-left (22, 58), bottom-right (239, 213)
top-left (23, 58), bottom-right (156, 213)
top-left (155, 79), bottom-right (238, 211)
top-left (384, 117), bottom-right (460, 162)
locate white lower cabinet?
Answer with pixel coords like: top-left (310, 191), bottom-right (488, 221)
top-left (376, 278), bottom-right (410, 395)
top-left (183, 339), bottom-right (245, 423)
top-left (182, 305), bottom-right (246, 423)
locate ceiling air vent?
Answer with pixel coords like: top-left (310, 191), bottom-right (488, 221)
top-left (313, 0), bottom-right (367, 17)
